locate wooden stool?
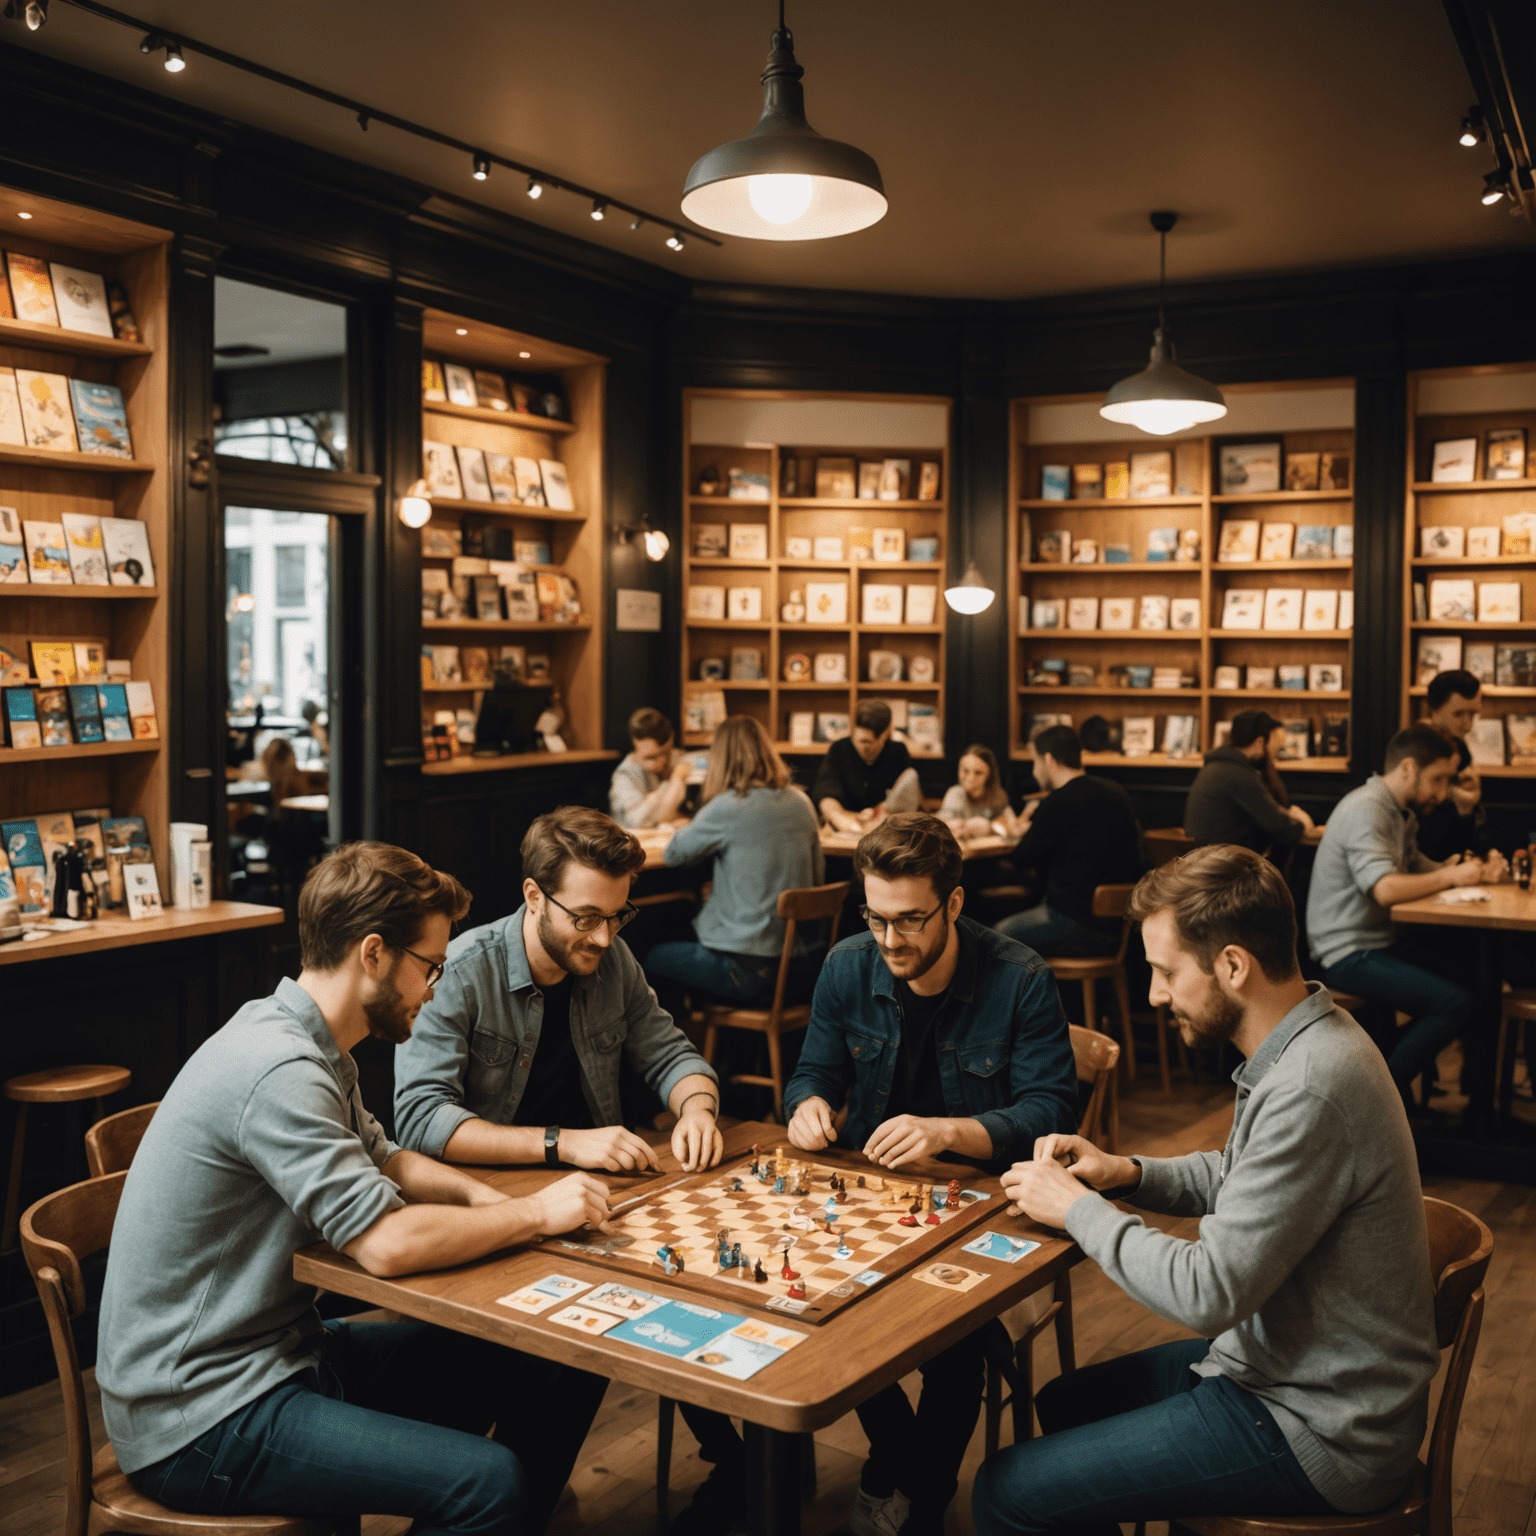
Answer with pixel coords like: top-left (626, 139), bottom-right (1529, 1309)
top-left (4, 1064), bottom-right (130, 1249)
top-left (1497, 991), bottom-right (1536, 1121)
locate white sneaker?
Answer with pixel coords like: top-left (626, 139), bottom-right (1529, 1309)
top-left (849, 1487), bottom-right (910, 1536)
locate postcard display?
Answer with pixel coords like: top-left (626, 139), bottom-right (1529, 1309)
top-left (0, 186), bottom-right (173, 899)
top-left (1010, 398), bottom-right (1355, 770)
top-left (682, 390), bottom-right (950, 756)
top-left (1403, 364), bottom-right (1536, 772)
top-left (416, 311), bottom-right (606, 772)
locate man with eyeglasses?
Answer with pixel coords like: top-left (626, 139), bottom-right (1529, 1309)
top-left (783, 812), bottom-right (1077, 1536)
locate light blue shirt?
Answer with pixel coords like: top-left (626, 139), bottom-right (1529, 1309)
top-left (663, 786), bottom-right (825, 956)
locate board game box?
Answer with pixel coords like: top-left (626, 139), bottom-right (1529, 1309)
top-left (554, 1145), bottom-right (998, 1324)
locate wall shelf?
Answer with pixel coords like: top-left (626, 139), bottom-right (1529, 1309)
top-left (0, 738), bottom-right (159, 764)
top-left (0, 314), bottom-right (152, 359)
top-left (426, 495), bottom-right (587, 522)
top-left (0, 584), bottom-right (159, 599)
top-left (0, 444), bottom-right (154, 473)
top-left (424, 399), bottom-right (577, 433)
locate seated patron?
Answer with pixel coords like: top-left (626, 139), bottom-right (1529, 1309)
top-left (786, 813), bottom-right (1076, 1536)
top-left (610, 706), bottom-right (692, 829)
top-left (977, 845), bottom-right (1440, 1536)
top-left (1184, 709), bottom-right (1313, 857)
top-left (646, 715), bottom-right (825, 1012)
top-left (938, 742), bottom-right (1023, 838)
top-left (1305, 723), bottom-right (1503, 1104)
top-left (1414, 669), bottom-right (1486, 862)
top-left (994, 725), bottom-right (1144, 957)
top-left (814, 699), bottom-right (922, 832)
top-left (96, 843), bottom-right (615, 1533)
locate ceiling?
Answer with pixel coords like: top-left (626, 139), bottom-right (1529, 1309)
top-left (17, 0), bottom-right (1533, 301)
top-left (213, 278), bottom-right (346, 368)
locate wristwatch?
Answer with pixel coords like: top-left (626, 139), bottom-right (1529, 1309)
top-left (544, 1126), bottom-right (561, 1168)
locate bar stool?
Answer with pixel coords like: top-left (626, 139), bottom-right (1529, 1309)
top-left (4, 1064), bottom-right (131, 1248)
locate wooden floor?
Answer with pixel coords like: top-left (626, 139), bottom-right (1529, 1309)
top-left (2, 1076), bottom-right (1532, 1536)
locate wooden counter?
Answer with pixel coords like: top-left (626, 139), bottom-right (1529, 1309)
top-left (0, 900), bottom-right (283, 966)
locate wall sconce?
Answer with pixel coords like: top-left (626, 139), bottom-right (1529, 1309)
top-left (398, 478), bottom-right (432, 528)
top-left (618, 518), bottom-right (670, 561)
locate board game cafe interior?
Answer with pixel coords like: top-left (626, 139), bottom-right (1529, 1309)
top-left (1, 6), bottom-right (1534, 1536)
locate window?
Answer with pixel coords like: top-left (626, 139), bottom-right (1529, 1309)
top-left (275, 546), bottom-right (307, 607)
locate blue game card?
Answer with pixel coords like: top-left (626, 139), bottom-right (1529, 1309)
top-left (960, 1231), bottom-right (1041, 1264)
top-left (610, 1300), bottom-right (746, 1358)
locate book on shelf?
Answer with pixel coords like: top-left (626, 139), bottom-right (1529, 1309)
top-left (1036, 529), bottom-right (1070, 563)
top-left (1138, 595), bottom-right (1169, 631)
top-left (848, 526), bottom-right (874, 562)
top-left (867, 649), bottom-right (903, 682)
top-left (916, 461), bottom-right (941, 500)
top-left (1101, 597), bottom-right (1133, 631)
top-left (788, 711), bottom-right (815, 746)
top-left (461, 647), bottom-right (491, 685)
top-left (693, 523), bottom-right (728, 557)
top-left (0, 645), bottom-right (24, 684)
top-left (513, 540), bottom-right (552, 566)
top-left (421, 525), bottom-right (462, 558)
top-left (1170, 597), bottom-right (1201, 630)
top-left (906, 704), bottom-right (941, 754)
top-left (805, 581), bottom-right (848, 623)
top-left (1319, 453), bottom-right (1350, 491)
top-left (1221, 590), bottom-right (1263, 630)
top-left (1278, 664), bottom-right (1306, 690)
top-left (429, 645), bottom-right (462, 684)
top-left (1219, 442), bottom-right (1281, 494)
top-left (687, 585), bottom-right (726, 620)
top-left (1040, 465), bottom-right (1069, 500)
top-left (1065, 662), bottom-right (1095, 686)
top-left (1121, 716), bottom-right (1156, 756)
top-left (905, 585), bottom-right (938, 625)
top-left (1493, 642), bottom-right (1535, 685)
top-left (0, 506), bottom-right (19, 584)
top-left (473, 574), bottom-right (503, 621)
top-left (1, 819), bottom-right (46, 912)
top-left (1104, 461), bottom-right (1129, 499)
top-left (454, 446), bottom-right (492, 502)
top-left (1213, 665), bottom-right (1241, 690)
top-left (862, 583), bottom-right (903, 625)
top-left (873, 527), bottom-right (905, 561)
top-left (68, 380), bottom-right (133, 458)
top-left (508, 456), bottom-right (543, 506)
top-left (59, 512), bottom-right (109, 584)
top-left (503, 570), bottom-right (540, 621)
top-left (480, 453), bottom-right (516, 504)
top-left (1332, 525), bottom-right (1353, 558)
top-left (1066, 597), bottom-right (1099, 631)
top-left (909, 534), bottom-right (940, 561)
top-left (1412, 580), bottom-right (1425, 620)
top-left (123, 861), bottom-right (164, 921)
top-left (1338, 591), bottom-right (1354, 630)
top-left (473, 371), bottom-right (510, 411)
top-left (1477, 582), bottom-right (1522, 623)
top-left (1276, 719), bottom-right (1311, 760)
top-left (14, 368), bottom-right (77, 451)
top-left (813, 535), bottom-right (844, 561)
top-left (1428, 578), bottom-right (1475, 621)
top-left (443, 364), bottom-right (477, 407)
top-left (812, 652), bottom-right (846, 683)
top-left (1030, 598), bottom-right (1062, 630)
top-left (877, 459), bottom-right (911, 500)
top-left (97, 682), bottom-right (133, 740)
top-left (30, 640), bottom-right (76, 684)
top-left (814, 712), bottom-right (851, 743)
top-left (22, 520), bottom-right (71, 584)
top-left (697, 656), bottom-right (726, 681)
top-left (1259, 523), bottom-right (1295, 561)
top-left (1302, 589), bottom-right (1339, 631)
top-left (1421, 526), bottom-right (1465, 558)
top-left (1503, 512), bottom-right (1536, 555)
top-left (0, 369), bottom-right (22, 447)
top-left (1263, 589), bottom-right (1303, 630)
top-left (726, 586), bottom-right (762, 621)
top-left (1123, 665), bottom-right (1153, 689)
top-left (125, 679), bottom-right (158, 741)
top-left (1416, 634), bottom-right (1461, 683)
top-left (99, 517), bottom-right (155, 587)
top-left (1162, 714), bottom-right (1199, 757)
top-left (67, 683), bottom-right (104, 742)
top-left (1430, 438), bottom-right (1477, 483)
top-left (784, 536), bottom-right (812, 560)
top-left (730, 648), bottom-right (765, 681)
top-left (6, 253), bottom-right (57, 324)
top-left (1218, 521), bottom-right (1259, 562)
top-left (1319, 715), bottom-right (1349, 758)
top-left (1466, 526), bottom-right (1500, 559)
top-left (1508, 714), bottom-right (1536, 763)
top-left (3, 687), bottom-right (40, 748)
top-left (1465, 642), bottom-right (1495, 683)
top-left (1071, 538), bottom-right (1099, 564)
top-left (1129, 451), bottom-right (1172, 498)
top-left (1071, 463), bottom-right (1103, 499)
top-left (423, 440), bottom-right (462, 498)
top-left (725, 467), bottom-right (770, 502)
top-left (1152, 667), bottom-right (1184, 690)
top-left (1246, 666), bottom-right (1276, 688)
top-left (540, 459), bottom-right (575, 511)
top-left (1104, 542), bottom-right (1132, 563)
top-left (1487, 428), bottom-right (1527, 480)
top-left (729, 524), bottom-right (768, 560)
top-left (815, 458), bottom-right (857, 499)
top-left (421, 568), bottom-right (448, 619)
top-left (421, 360), bottom-right (447, 402)
top-left (36, 687), bottom-right (72, 746)
top-left (1176, 528), bottom-right (1201, 561)
top-left (1145, 527), bottom-right (1178, 561)
top-left (1466, 717), bottom-right (1506, 766)
top-left (1284, 451), bottom-right (1320, 492)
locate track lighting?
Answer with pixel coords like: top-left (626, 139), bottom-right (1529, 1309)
top-left (666, 232), bottom-right (685, 251)
top-left (591, 200), bottom-right (606, 221)
top-left (1481, 169), bottom-right (1509, 206)
top-left (23, 0), bottom-right (46, 30)
top-left (472, 152), bottom-right (490, 181)
top-left (631, 216), bottom-right (644, 231)
top-left (1459, 106), bottom-right (1484, 147)
top-left (527, 177), bottom-right (542, 199)
top-left (140, 33), bottom-right (184, 71)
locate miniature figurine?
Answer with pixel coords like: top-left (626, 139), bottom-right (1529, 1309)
top-left (786, 1280), bottom-right (806, 1301)
top-left (753, 1258), bottom-right (767, 1283)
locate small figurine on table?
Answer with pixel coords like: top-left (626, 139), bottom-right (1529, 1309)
top-left (899, 1195), bottom-right (921, 1228)
top-left (716, 1233), bottom-right (732, 1268)
top-left (753, 1257), bottom-right (767, 1283)
top-left (786, 1280), bottom-right (807, 1301)
top-left (731, 1177), bottom-right (745, 1193)
top-left (824, 1195), bottom-right (839, 1215)
top-left (948, 1178), bottom-right (961, 1208)
top-left (773, 1175), bottom-right (787, 1195)
top-left (836, 1236), bottom-right (852, 1259)
top-left (657, 1244), bottom-right (679, 1276)
top-left (750, 1143), bottom-right (763, 1174)
top-left (730, 1242), bottom-right (744, 1270)
top-left (780, 1240), bottom-right (799, 1282)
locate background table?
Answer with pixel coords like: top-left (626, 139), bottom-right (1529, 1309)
top-left (634, 826), bottom-right (1020, 873)
top-left (294, 1122), bottom-right (1077, 1536)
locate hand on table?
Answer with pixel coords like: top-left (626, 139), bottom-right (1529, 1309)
top-left (532, 1171), bottom-right (612, 1235)
top-left (1483, 849), bottom-right (1511, 884)
top-left (1287, 804), bottom-right (1315, 830)
top-left (671, 1108), bottom-right (724, 1171)
top-left (863, 1114), bottom-right (952, 1169)
top-left (558, 1125), bottom-right (661, 1174)
top-left (670, 757), bottom-right (694, 785)
top-left (1443, 855), bottom-right (1489, 889)
top-left (999, 1135), bottom-right (1140, 1230)
top-left (787, 1096), bottom-right (837, 1151)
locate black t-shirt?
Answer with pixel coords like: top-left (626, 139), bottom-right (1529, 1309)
top-left (885, 979), bottom-right (948, 1121)
top-left (1012, 774), bottom-right (1145, 930)
top-left (812, 736), bottom-right (913, 813)
top-left (1416, 735), bottom-right (1484, 863)
top-left (514, 977), bottom-right (594, 1130)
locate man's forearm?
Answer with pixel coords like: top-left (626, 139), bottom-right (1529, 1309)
top-left (1374, 867), bottom-right (1457, 905)
top-left (668, 1073), bottom-right (719, 1119)
top-left (637, 778), bottom-right (687, 827)
top-left (383, 1148), bottom-right (504, 1205)
top-left (939, 1117), bottom-right (994, 1161)
top-left (345, 1193), bottom-right (546, 1277)
top-left (442, 1118), bottom-right (548, 1165)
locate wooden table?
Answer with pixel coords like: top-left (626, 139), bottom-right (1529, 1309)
top-left (0, 900), bottom-right (282, 966)
top-left (278, 794), bottom-right (329, 812)
top-left (634, 827), bottom-right (1020, 873)
top-left (294, 1122), bottom-right (1077, 1536)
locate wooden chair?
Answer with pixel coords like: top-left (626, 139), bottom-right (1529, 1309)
top-left (5, 1063), bottom-right (131, 1249)
top-left (1069, 1023), bottom-right (1120, 1152)
top-left (84, 1101), bottom-right (159, 1179)
top-left (1496, 990), bottom-right (1534, 1121)
top-left (694, 881), bottom-right (850, 1119)
top-left (1144, 826), bottom-right (1194, 868)
top-left (1136, 1195), bottom-right (1492, 1536)
top-left (20, 1170), bottom-right (343, 1536)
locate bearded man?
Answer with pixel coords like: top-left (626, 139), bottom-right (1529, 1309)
top-left (783, 811), bottom-right (1076, 1536)
top-left (98, 842), bottom-right (618, 1534)
top-left (977, 844), bottom-right (1438, 1536)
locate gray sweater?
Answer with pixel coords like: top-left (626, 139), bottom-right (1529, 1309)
top-left (1065, 985), bottom-right (1438, 1512)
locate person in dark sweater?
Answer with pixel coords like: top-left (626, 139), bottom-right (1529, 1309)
top-left (1414, 670), bottom-right (1487, 862)
top-left (1185, 709), bottom-right (1313, 859)
top-left (813, 699), bottom-right (921, 831)
top-left (994, 725), bottom-right (1145, 956)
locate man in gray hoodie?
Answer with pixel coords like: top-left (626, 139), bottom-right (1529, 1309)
top-left (974, 844), bottom-right (1438, 1536)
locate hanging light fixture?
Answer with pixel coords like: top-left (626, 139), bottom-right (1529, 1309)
top-left (398, 479), bottom-right (432, 529)
top-left (681, 1), bottom-right (886, 241)
top-left (1100, 212), bottom-right (1227, 438)
top-left (944, 559), bottom-right (995, 616)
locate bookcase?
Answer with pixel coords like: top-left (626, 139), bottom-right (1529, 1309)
top-left (416, 310), bottom-right (612, 775)
top-left (1402, 362), bottom-right (1536, 773)
top-left (0, 184), bottom-right (172, 890)
top-left (681, 390), bottom-right (951, 760)
top-left (1009, 383), bottom-right (1356, 774)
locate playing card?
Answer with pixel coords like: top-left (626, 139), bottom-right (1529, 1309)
top-left (548, 1305), bottom-right (621, 1335)
top-left (961, 1231), bottom-right (1042, 1264)
top-left (912, 1262), bottom-right (986, 1292)
top-left (531, 1273), bottom-right (591, 1300)
top-left (584, 1282), bottom-right (664, 1318)
top-left (496, 1287), bottom-right (562, 1315)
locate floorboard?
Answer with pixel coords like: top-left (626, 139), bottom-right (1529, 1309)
top-left (2, 1075), bottom-right (1532, 1536)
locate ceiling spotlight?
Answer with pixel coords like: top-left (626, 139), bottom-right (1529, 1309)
top-left (472, 152), bottom-right (490, 181)
top-left (518, 350), bottom-right (531, 358)
top-left (1481, 169), bottom-right (1509, 206)
top-left (1100, 211), bottom-right (1227, 437)
top-left (631, 216), bottom-right (644, 231)
top-left (455, 327), bottom-right (468, 336)
top-left (666, 232), bottom-right (686, 251)
top-left (16, 211), bottom-right (32, 220)
top-left (944, 559), bottom-right (995, 616)
top-left (141, 33), bottom-right (185, 71)
top-left (527, 178), bottom-right (543, 199)
top-left (1459, 106), bottom-right (1484, 147)
top-left (681, 7), bottom-right (886, 241)
top-left (23, 0), bottom-right (46, 30)
top-left (591, 200), bottom-right (606, 221)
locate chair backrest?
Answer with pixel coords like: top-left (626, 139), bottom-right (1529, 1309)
top-left (1068, 1024), bottom-right (1120, 1146)
top-left (20, 1171), bottom-right (128, 1536)
top-left (1143, 827), bottom-right (1193, 868)
top-left (1421, 1196), bottom-right (1494, 1536)
top-left (768, 881), bottom-right (852, 1018)
top-left (84, 1100), bottom-right (158, 1178)
top-left (1090, 883), bottom-right (1137, 963)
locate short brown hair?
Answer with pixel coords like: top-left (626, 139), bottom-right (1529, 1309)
top-left (521, 805), bottom-right (644, 894)
top-left (1385, 722), bottom-right (1457, 774)
top-left (854, 812), bottom-right (963, 902)
top-left (854, 699), bottom-right (892, 735)
top-left (298, 841), bottom-right (471, 972)
top-left (628, 707), bottom-right (673, 746)
top-left (701, 715), bottom-right (791, 804)
top-left (1128, 843), bottom-right (1298, 983)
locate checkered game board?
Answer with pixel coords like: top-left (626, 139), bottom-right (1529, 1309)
top-left (559, 1150), bottom-right (994, 1323)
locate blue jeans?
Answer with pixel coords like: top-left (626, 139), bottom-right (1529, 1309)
top-left (1320, 943), bottom-right (1473, 1093)
top-left (972, 1338), bottom-right (1334, 1536)
top-left (995, 903), bottom-right (1118, 959)
top-left (645, 940), bottom-right (782, 1007)
top-left (130, 1319), bottom-right (608, 1535)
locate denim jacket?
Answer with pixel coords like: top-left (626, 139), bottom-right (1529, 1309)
top-left (393, 906), bottom-right (715, 1157)
top-left (782, 916), bottom-right (1076, 1170)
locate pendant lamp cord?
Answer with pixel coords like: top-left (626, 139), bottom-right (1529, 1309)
top-left (779, 0), bottom-right (785, 29)
top-left (1157, 227), bottom-right (1167, 332)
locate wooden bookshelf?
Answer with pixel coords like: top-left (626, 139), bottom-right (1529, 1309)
top-left (0, 184), bottom-right (172, 896)
top-left (415, 311), bottom-right (614, 775)
top-left (681, 390), bottom-right (952, 759)
top-left (1402, 362), bottom-right (1536, 768)
top-left (1008, 384), bottom-right (1356, 773)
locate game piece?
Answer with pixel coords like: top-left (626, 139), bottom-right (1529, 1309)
top-left (836, 1238), bottom-right (851, 1259)
top-left (753, 1258), bottom-right (766, 1283)
top-left (731, 1178), bottom-right (744, 1192)
top-left (948, 1179), bottom-right (960, 1206)
top-left (751, 1143), bottom-right (762, 1173)
top-left (657, 1244), bottom-right (677, 1275)
top-left (773, 1176), bottom-right (786, 1195)
top-left (824, 1195), bottom-right (838, 1214)
top-left (731, 1243), bottom-right (743, 1270)
top-left (787, 1280), bottom-right (806, 1300)
top-left (781, 1257), bottom-right (800, 1280)
top-left (716, 1235), bottom-right (731, 1268)
top-left (857, 1175), bottom-right (866, 1187)
top-left (898, 1210), bottom-right (919, 1228)
top-left (836, 1184), bottom-right (848, 1205)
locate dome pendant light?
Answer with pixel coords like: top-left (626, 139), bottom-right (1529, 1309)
top-left (944, 559), bottom-right (996, 616)
top-left (681, 1), bottom-right (886, 241)
top-left (1100, 212), bottom-right (1227, 438)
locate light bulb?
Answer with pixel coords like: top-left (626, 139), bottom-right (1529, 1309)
top-left (398, 479), bottom-right (433, 529)
top-left (163, 40), bottom-right (185, 72)
top-left (944, 560), bottom-right (996, 615)
top-left (527, 178), bottom-right (542, 199)
top-left (1112, 400), bottom-right (1208, 436)
top-left (1459, 125), bottom-right (1479, 147)
top-left (24, 0), bottom-right (46, 30)
top-left (518, 350), bottom-right (531, 359)
top-left (1481, 171), bottom-right (1507, 205)
top-left (666, 232), bottom-right (685, 251)
top-left (472, 153), bottom-right (490, 181)
top-left (16, 211), bottom-right (32, 220)
top-left (747, 174), bottom-right (815, 225)
top-left (591, 200), bottom-right (606, 221)
top-left (643, 527), bottom-right (670, 562)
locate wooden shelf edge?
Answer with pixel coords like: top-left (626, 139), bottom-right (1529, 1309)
top-left (1211, 490), bottom-right (1353, 503)
top-left (1411, 478), bottom-right (1536, 493)
top-left (427, 496), bottom-right (587, 522)
top-left (1020, 628), bottom-right (1206, 640)
top-left (424, 400), bottom-right (578, 433)
top-left (0, 901), bottom-right (282, 967)
top-left (421, 748), bottom-right (619, 776)
top-left (1021, 562), bottom-right (1202, 575)
top-left (1019, 496), bottom-right (1203, 509)
top-left (0, 738), bottom-right (159, 763)
top-left (421, 619), bottom-right (592, 633)
top-left (1409, 621), bottom-right (1536, 630)
top-left (779, 498), bottom-right (943, 510)
top-left (0, 583), bottom-right (159, 598)
top-left (1212, 559), bottom-right (1353, 571)
top-left (0, 314), bottom-right (152, 359)
top-left (1410, 556), bottom-right (1536, 567)
top-left (0, 445), bottom-right (154, 473)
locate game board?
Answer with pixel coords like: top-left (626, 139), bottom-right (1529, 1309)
top-left (554, 1145), bottom-right (998, 1324)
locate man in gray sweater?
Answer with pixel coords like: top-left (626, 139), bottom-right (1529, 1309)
top-left (975, 844), bottom-right (1438, 1536)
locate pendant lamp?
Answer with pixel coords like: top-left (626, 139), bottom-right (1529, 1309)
top-left (944, 559), bottom-right (995, 616)
top-left (1100, 212), bottom-right (1227, 437)
top-left (681, 3), bottom-right (886, 241)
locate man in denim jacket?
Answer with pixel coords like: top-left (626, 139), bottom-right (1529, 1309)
top-left (785, 813), bottom-right (1076, 1536)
